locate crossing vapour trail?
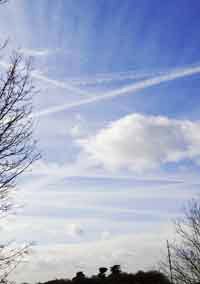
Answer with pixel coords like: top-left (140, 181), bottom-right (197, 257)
top-left (32, 64), bottom-right (200, 118)
top-left (65, 70), bottom-right (165, 86)
top-left (0, 60), bottom-right (163, 95)
top-left (0, 60), bottom-right (88, 96)
top-left (32, 68), bottom-right (167, 91)
top-left (31, 72), bottom-right (88, 96)
top-left (1, 59), bottom-right (200, 118)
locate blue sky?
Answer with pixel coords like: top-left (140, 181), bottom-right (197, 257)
top-left (1, 0), bottom-right (200, 282)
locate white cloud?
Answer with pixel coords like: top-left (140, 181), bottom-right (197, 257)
top-left (101, 231), bottom-right (111, 240)
top-left (67, 224), bottom-right (84, 237)
top-left (0, 215), bottom-right (87, 245)
top-left (18, 48), bottom-right (61, 57)
top-left (78, 114), bottom-right (200, 172)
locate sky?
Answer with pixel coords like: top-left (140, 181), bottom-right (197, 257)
top-left (0, 0), bottom-right (200, 282)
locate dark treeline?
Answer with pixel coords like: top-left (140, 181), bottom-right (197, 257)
top-left (36, 265), bottom-right (170, 284)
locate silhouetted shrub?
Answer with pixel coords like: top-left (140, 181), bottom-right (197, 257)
top-left (98, 267), bottom-right (108, 279)
top-left (37, 265), bottom-right (170, 284)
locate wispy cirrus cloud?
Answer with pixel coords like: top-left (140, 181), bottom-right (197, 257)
top-left (18, 47), bottom-right (64, 57)
top-left (19, 48), bottom-right (53, 57)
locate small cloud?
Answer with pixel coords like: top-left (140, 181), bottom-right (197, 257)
top-left (67, 224), bottom-right (84, 238)
top-left (101, 231), bottom-right (111, 240)
top-left (69, 114), bottom-right (91, 138)
top-left (70, 124), bottom-right (84, 138)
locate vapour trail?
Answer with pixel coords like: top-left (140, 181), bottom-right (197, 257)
top-left (32, 69), bottom-right (167, 91)
top-left (0, 60), bottom-right (162, 95)
top-left (31, 72), bottom-right (88, 96)
top-left (0, 60), bottom-right (88, 96)
top-left (64, 70), bottom-right (165, 86)
top-left (32, 65), bottom-right (200, 118)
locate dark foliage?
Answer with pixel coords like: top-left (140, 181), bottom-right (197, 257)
top-left (37, 265), bottom-right (170, 284)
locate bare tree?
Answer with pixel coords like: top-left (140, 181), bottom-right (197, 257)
top-left (0, 53), bottom-right (40, 282)
top-left (161, 199), bottom-right (200, 284)
top-left (0, 1), bottom-right (40, 282)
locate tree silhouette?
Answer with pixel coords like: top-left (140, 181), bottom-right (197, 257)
top-left (98, 267), bottom-right (108, 279)
top-left (161, 199), bottom-right (200, 284)
top-left (72, 272), bottom-right (86, 283)
top-left (38, 265), bottom-right (170, 284)
top-left (0, 1), bottom-right (39, 282)
top-left (0, 53), bottom-right (40, 281)
top-left (110, 265), bottom-right (121, 276)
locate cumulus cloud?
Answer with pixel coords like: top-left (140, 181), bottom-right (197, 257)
top-left (78, 114), bottom-right (200, 172)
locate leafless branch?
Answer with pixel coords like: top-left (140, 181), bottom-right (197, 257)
top-left (0, 52), bottom-right (40, 282)
top-left (160, 199), bottom-right (200, 284)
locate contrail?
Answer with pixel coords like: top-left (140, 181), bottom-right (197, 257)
top-left (32, 68), bottom-right (167, 92)
top-left (32, 72), bottom-right (88, 96)
top-left (64, 70), bottom-right (165, 86)
top-left (0, 60), bottom-right (88, 96)
top-left (1, 60), bottom-right (199, 117)
top-left (1, 60), bottom-right (161, 94)
top-left (32, 64), bottom-right (200, 118)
